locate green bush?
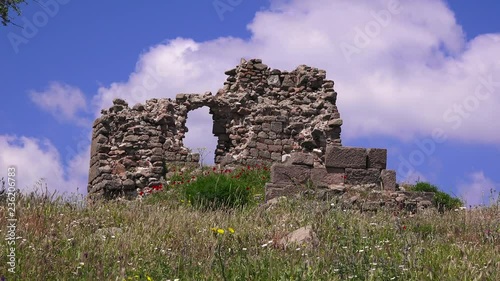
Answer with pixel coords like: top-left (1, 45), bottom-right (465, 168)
top-left (182, 172), bottom-right (250, 210)
top-left (410, 182), bottom-right (463, 212)
top-left (434, 191), bottom-right (463, 212)
top-left (412, 182), bottom-right (439, 193)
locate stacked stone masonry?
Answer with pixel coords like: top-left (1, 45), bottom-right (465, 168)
top-left (87, 58), bottom-right (430, 210)
top-left (88, 58), bottom-right (345, 201)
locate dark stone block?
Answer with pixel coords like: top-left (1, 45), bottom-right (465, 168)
top-left (380, 169), bottom-right (396, 191)
top-left (345, 168), bottom-right (380, 185)
top-left (270, 164), bottom-right (310, 185)
top-left (325, 146), bottom-right (366, 169)
top-left (310, 167), bottom-right (345, 187)
top-left (367, 148), bottom-right (387, 169)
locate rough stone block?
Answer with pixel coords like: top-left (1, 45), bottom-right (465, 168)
top-left (367, 148), bottom-right (387, 169)
top-left (271, 152), bottom-right (282, 161)
top-left (88, 162), bottom-right (111, 184)
top-left (122, 179), bottom-right (135, 190)
top-left (268, 145), bottom-right (282, 152)
top-left (325, 146), bottom-right (367, 169)
top-left (259, 150), bottom-right (271, 159)
top-left (380, 169), bottom-right (396, 191)
top-left (270, 164), bottom-right (310, 185)
top-left (270, 122), bottom-right (283, 132)
top-left (345, 168), bottom-right (380, 185)
top-left (287, 152), bottom-right (314, 167)
top-left (310, 167), bottom-right (345, 187)
top-left (90, 142), bottom-right (111, 157)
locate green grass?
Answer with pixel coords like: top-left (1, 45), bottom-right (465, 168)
top-left (0, 167), bottom-right (498, 281)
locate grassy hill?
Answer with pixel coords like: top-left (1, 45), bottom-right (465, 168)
top-left (1, 166), bottom-right (498, 280)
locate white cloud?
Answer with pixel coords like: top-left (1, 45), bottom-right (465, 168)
top-left (30, 82), bottom-right (91, 127)
top-left (0, 135), bottom-right (88, 197)
top-left (457, 171), bottom-right (499, 206)
top-left (91, 0), bottom-right (500, 149)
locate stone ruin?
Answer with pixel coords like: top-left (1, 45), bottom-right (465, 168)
top-left (88, 58), bottom-right (434, 211)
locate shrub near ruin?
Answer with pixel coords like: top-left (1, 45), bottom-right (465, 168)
top-left (409, 182), bottom-right (463, 211)
top-left (145, 165), bottom-right (270, 210)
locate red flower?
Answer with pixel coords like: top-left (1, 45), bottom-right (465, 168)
top-left (402, 225), bottom-right (406, 230)
top-left (213, 167), bottom-right (217, 171)
top-left (247, 165), bottom-right (251, 170)
top-left (139, 191), bottom-right (144, 196)
top-left (246, 187), bottom-right (250, 190)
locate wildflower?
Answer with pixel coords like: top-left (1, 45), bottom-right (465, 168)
top-left (228, 227), bottom-right (235, 234)
top-left (147, 276), bottom-right (153, 281)
top-left (242, 248), bottom-right (247, 251)
top-left (217, 228), bottom-right (225, 234)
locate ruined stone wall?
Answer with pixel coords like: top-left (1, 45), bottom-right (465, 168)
top-left (88, 58), bottom-right (346, 201)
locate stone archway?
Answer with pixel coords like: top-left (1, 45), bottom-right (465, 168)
top-left (182, 105), bottom-right (218, 167)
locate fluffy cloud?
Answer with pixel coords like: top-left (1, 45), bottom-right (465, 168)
top-left (457, 171), bottom-right (499, 206)
top-left (30, 82), bottom-right (91, 127)
top-left (92, 0), bottom-right (500, 150)
top-left (0, 135), bottom-right (89, 197)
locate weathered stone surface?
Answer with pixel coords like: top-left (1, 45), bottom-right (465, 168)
top-left (278, 225), bottom-right (319, 248)
top-left (367, 148), bottom-right (387, 169)
top-left (270, 164), bottom-right (310, 185)
top-left (380, 169), bottom-right (396, 191)
top-left (325, 146), bottom-right (367, 169)
top-left (287, 152), bottom-right (314, 167)
top-left (310, 167), bottom-right (344, 187)
top-left (345, 168), bottom-right (380, 185)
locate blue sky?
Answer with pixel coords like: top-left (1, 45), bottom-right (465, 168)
top-left (1, 0), bottom-right (499, 206)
